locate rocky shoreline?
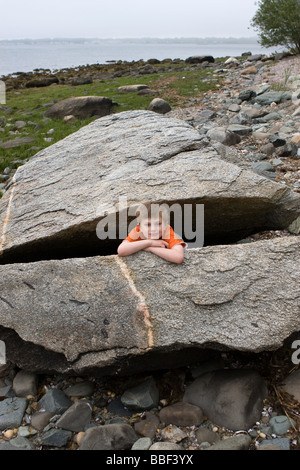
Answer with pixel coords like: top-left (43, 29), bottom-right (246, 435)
top-left (0, 346), bottom-right (300, 451)
top-left (0, 52), bottom-right (300, 451)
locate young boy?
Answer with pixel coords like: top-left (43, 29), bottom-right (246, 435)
top-left (117, 202), bottom-right (186, 264)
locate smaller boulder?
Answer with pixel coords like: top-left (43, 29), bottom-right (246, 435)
top-left (207, 126), bottom-right (241, 146)
top-left (121, 377), bottom-right (159, 411)
top-left (185, 55), bottom-right (215, 64)
top-left (25, 77), bottom-right (59, 88)
top-left (159, 401), bottom-right (204, 426)
top-left (79, 424), bottom-right (138, 450)
top-left (118, 85), bottom-right (149, 93)
top-left (183, 369), bottom-right (267, 431)
top-left (148, 98), bottom-right (171, 114)
top-left (44, 96), bottom-right (113, 119)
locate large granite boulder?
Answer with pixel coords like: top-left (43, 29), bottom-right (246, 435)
top-left (0, 236), bottom-right (299, 375)
top-left (0, 110), bottom-right (299, 263)
top-left (0, 110), bottom-right (299, 375)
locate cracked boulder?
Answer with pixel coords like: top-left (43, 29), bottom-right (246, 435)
top-left (0, 236), bottom-right (299, 375)
top-left (0, 110), bottom-right (300, 375)
top-left (0, 110), bottom-right (299, 263)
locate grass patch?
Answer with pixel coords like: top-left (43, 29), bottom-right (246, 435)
top-left (0, 66), bottom-right (221, 179)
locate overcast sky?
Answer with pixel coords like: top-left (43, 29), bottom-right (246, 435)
top-left (1, 0), bottom-right (259, 40)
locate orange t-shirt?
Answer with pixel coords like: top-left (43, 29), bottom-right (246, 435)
top-left (125, 224), bottom-right (186, 249)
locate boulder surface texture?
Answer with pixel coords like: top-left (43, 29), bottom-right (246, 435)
top-left (0, 110), bottom-right (299, 375)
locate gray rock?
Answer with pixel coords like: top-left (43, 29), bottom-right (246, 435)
top-left (185, 55), bottom-right (214, 64)
top-left (261, 143), bottom-right (275, 156)
top-left (121, 377), bottom-right (159, 410)
top-left (183, 369), bottom-right (267, 431)
top-left (0, 236), bottom-right (299, 375)
top-left (279, 368), bottom-right (300, 401)
top-left (14, 121), bottom-right (26, 129)
top-left (31, 410), bottom-right (54, 431)
top-left (238, 90), bottom-right (256, 101)
top-left (247, 54), bottom-right (262, 61)
top-left (56, 400), bottom-right (92, 432)
top-left (0, 110), bottom-right (299, 262)
top-left (0, 435), bottom-right (35, 450)
top-left (12, 370), bottom-right (38, 398)
top-left (269, 415), bottom-right (296, 435)
top-left (195, 427), bottom-right (220, 445)
top-left (0, 111), bottom-right (299, 376)
top-left (206, 434), bottom-right (252, 450)
top-left (25, 77), bottom-right (59, 88)
top-left (0, 136), bottom-right (35, 149)
top-left (252, 91), bottom-right (285, 106)
top-left (0, 384), bottom-right (13, 398)
top-left (148, 98), bottom-right (171, 114)
top-left (256, 112), bottom-right (282, 123)
top-left (227, 124), bottom-right (252, 136)
top-left (207, 126), bottom-right (241, 145)
top-left (252, 161), bottom-right (276, 179)
top-left (228, 104), bottom-right (241, 113)
top-left (64, 381), bottom-right (95, 397)
top-left (252, 161), bottom-right (275, 173)
top-left (0, 397), bottom-right (28, 430)
top-left (70, 76), bottom-right (93, 86)
top-left (107, 398), bottom-right (132, 417)
top-left (41, 428), bottom-right (72, 447)
top-left (79, 424), bottom-right (138, 450)
top-left (44, 96), bottom-right (113, 118)
top-left (118, 85), bottom-right (149, 93)
top-left (149, 442), bottom-right (183, 450)
top-left (159, 401), bottom-right (204, 426)
top-left (270, 134), bottom-right (287, 147)
top-left (198, 109), bottom-right (217, 120)
top-left (134, 411), bottom-right (160, 438)
top-left (259, 437), bottom-right (290, 450)
top-left (38, 389), bottom-right (72, 414)
top-left (131, 437), bottom-right (152, 450)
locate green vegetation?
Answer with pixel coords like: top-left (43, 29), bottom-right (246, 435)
top-left (251, 0), bottom-right (300, 54)
top-left (0, 66), bottom-right (220, 176)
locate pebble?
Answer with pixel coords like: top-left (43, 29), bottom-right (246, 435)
top-left (159, 401), bottom-right (203, 427)
top-left (149, 442), bottom-right (183, 450)
top-left (64, 380), bottom-right (95, 397)
top-left (40, 428), bottom-right (72, 447)
top-left (12, 370), bottom-right (38, 398)
top-left (206, 434), bottom-right (252, 451)
top-left (131, 437), bottom-right (152, 450)
top-left (0, 397), bottom-right (28, 430)
top-left (37, 388), bottom-right (72, 414)
top-left (269, 415), bottom-right (296, 435)
top-left (55, 400), bottom-right (92, 432)
top-left (160, 424), bottom-right (188, 443)
top-left (120, 377), bottom-right (159, 410)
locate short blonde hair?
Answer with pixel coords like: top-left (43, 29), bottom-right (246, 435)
top-left (136, 202), bottom-right (169, 225)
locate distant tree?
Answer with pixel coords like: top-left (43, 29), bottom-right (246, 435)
top-left (251, 0), bottom-right (300, 54)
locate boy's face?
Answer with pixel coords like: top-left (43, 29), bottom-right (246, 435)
top-left (139, 217), bottom-right (165, 239)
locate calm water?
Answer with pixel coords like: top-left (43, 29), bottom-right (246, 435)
top-left (0, 39), bottom-right (282, 77)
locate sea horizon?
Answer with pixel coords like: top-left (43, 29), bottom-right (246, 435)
top-left (0, 37), bottom-right (284, 77)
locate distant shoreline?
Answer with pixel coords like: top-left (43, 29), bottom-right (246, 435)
top-left (0, 36), bottom-right (261, 44)
top-left (1, 37), bottom-right (283, 78)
